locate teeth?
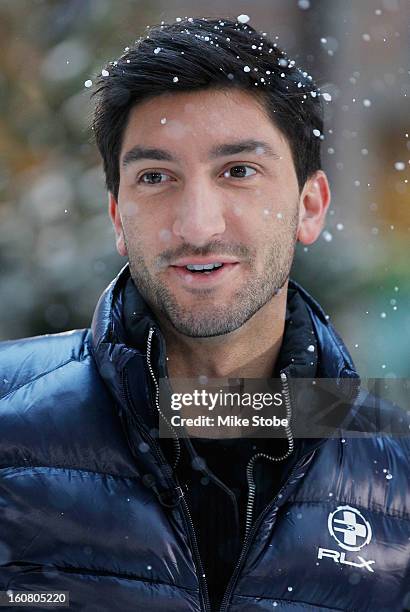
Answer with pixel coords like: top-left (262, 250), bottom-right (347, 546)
top-left (186, 262), bottom-right (223, 271)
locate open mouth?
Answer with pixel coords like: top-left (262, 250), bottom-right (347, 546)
top-left (184, 262), bottom-right (224, 274)
top-left (169, 261), bottom-right (239, 283)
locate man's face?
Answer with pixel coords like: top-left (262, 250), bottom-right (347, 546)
top-left (113, 88), bottom-right (303, 337)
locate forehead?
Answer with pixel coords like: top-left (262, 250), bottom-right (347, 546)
top-left (120, 88), bottom-right (292, 163)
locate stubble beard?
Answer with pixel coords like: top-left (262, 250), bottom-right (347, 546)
top-left (126, 211), bottom-right (298, 338)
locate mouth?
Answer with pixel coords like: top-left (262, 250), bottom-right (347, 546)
top-left (169, 260), bottom-right (240, 285)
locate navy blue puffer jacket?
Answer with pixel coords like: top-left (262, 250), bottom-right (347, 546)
top-left (0, 264), bottom-right (409, 611)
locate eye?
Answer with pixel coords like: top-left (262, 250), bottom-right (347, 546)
top-left (223, 165), bottom-right (257, 179)
top-left (138, 171), bottom-right (172, 185)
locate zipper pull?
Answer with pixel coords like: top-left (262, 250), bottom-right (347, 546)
top-left (157, 485), bottom-right (185, 508)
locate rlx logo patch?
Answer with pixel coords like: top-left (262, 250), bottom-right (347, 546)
top-left (328, 505), bottom-right (372, 551)
top-left (317, 505), bottom-right (376, 573)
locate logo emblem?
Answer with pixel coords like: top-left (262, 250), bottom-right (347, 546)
top-left (328, 505), bottom-right (372, 552)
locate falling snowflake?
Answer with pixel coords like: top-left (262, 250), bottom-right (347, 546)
top-left (84, 79), bottom-right (92, 88)
top-left (237, 14), bottom-right (250, 23)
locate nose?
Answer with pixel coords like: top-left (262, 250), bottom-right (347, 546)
top-left (172, 178), bottom-right (226, 246)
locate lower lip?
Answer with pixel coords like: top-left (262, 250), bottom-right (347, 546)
top-left (169, 263), bottom-right (240, 285)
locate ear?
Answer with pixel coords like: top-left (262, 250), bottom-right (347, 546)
top-left (108, 192), bottom-right (128, 257)
top-left (297, 170), bottom-right (331, 245)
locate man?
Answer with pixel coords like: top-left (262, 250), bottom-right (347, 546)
top-left (0, 17), bottom-right (408, 612)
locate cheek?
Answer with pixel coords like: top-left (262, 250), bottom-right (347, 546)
top-left (158, 228), bottom-right (172, 243)
top-left (122, 203), bottom-right (174, 248)
top-left (244, 191), bottom-right (290, 225)
top-left (233, 203), bottom-right (244, 217)
top-left (121, 200), bottom-right (140, 217)
top-left (256, 187), bottom-right (297, 223)
top-left (228, 191), bottom-right (292, 243)
top-left (231, 188), bottom-right (268, 218)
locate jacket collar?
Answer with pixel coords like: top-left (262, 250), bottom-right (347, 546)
top-left (292, 279), bottom-right (358, 379)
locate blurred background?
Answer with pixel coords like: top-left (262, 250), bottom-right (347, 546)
top-left (0, 0), bottom-right (408, 376)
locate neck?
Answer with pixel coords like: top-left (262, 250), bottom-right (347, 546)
top-left (156, 283), bottom-right (288, 380)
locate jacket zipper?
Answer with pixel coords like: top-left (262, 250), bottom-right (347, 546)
top-left (180, 493), bottom-right (211, 612)
top-left (143, 328), bottom-right (313, 612)
top-left (219, 448), bottom-right (316, 612)
top-left (146, 327), bottom-right (181, 471)
top-left (144, 326), bottom-right (211, 612)
top-left (243, 370), bottom-right (294, 539)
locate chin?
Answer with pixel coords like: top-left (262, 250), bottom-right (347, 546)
top-left (166, 306), bottom-right (253, 338)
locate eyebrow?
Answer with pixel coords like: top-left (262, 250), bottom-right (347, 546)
top-left (121, 139), bottom-right (280, 167)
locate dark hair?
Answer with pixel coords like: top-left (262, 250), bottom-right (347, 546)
top-left (92, 17), bottom-right (325, 200)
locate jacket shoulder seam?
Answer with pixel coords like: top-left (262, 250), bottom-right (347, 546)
top-left (0, 464), bottom-right (139, 482)
top-left (4, 561), bottom-right (199, 594)
top-left (0, 357), bottom-right (81, 402)
top-left (0, 329), bottom-right (92, 402)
